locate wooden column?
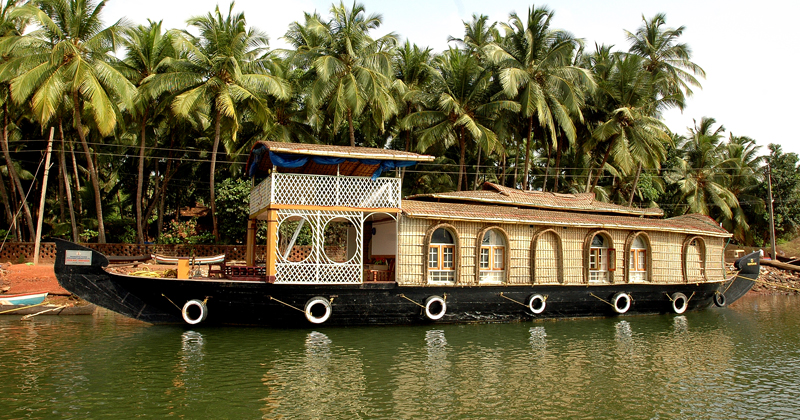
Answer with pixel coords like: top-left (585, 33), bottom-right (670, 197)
top-left (245, 218), bottom-right (257, 266)
top-left (265, 209), bottom-right (278, 281)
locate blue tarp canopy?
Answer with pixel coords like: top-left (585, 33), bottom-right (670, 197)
top-left (247, 145), bottom-right (418, 180)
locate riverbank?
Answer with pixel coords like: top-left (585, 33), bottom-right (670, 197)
top-left (0, 262), bottom-right (79, 306)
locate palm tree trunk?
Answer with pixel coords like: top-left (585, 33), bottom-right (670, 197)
top-left (473, 147), bottom-right (482, 190)
top-left (347, 110), bottom-right (355, 147)
top-left (585, 168), bottom-right (593, 192)
top-left (512, 137), bottom-right (519, 187)
top-left (73, 92), bottom-right (106, 243)
top-left (401, 129), bottom-right (410, 178)
top-left (58, 120), bottom-right (78, 242)
top-left (69, 141), bottom-right (82, 215)
top-left (501, 152), bottom-right (507, 186)
top-left (543, 138), bottom-right (552, 192)
top-left (0, 170), bottom-right (13, 229)
top-left (523, 116), bottom-right (533, 189)
top-left (457, 128), bottom-right (466, 191)
top-left (592, 139), bottom-right (616, 190)
top-left (57, 154), bottom-right (65, 222)
top-left (210, 110), bottom-right (222, 242)
top-left (136, 114), bottom-right (148, 244)
top-left (553, 134), bottom-right (563, 192)
top-left (627, 162), bottom-right (643, 206)
top-left (2, 100), bottom-right (35, 240)
top-left (157, 133), bottom-right (175, 236)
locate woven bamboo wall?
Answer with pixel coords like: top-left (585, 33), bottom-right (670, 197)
top-left (649, 232), bottom-right (683, 283)
top-left (534, 231), bottom-right (560, 284)
top-left (397, 215), bottom-right (729, 287)
top-left (397, 216), bottom-right (426, 285)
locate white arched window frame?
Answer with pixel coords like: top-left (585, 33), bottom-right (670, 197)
top-left (629, 236), bottom-right (647, 282)
top-left (589, 235), bottom-right (615, 283)
top-left (479, 229), bottom-right (505, 283)
top-left (429, 228), bottom-right (455, 283)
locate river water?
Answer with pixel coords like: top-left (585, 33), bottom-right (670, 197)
top-left (1, 294), bottom-right (799, 419)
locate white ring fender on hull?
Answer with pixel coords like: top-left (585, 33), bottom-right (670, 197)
top-left (305, 297), bottom-right (332, 324)
top-left (613, 292), bottom-right (631, 314)
top-left (527, 294), bottom-right (546, 315)
top-left (182, 299), bottom-right (208, 324)
top-left (424, 296), bottom-right (447, 320)
top-left (671, 292), bottom-right (688, 314)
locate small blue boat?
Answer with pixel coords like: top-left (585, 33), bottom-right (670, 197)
top-left (0, 292), bottom-right (48, 305)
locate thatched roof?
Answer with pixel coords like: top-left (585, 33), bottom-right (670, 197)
top-left (407, 182), bottom-right (664, 217)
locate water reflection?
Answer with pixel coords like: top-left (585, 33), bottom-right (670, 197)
top-left (4, 296), bottom-right (800, 419)
top-left (673, 315), bottom-right (688, 334)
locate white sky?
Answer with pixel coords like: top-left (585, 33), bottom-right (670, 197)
top-left (102, 0), bottom-right (800, 157)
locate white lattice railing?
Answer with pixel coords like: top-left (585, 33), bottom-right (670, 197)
top-left (274, 209), bottom-right (364, 284)
top-left (250, 173), bottom-right (401, 215)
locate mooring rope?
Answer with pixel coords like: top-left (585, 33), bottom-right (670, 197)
top-left (0, 301), bottom-right (47, 315)
top-left (21, 304), bottom-right (68, 319)
top-left (398, 294), bottom-right (425, 308)
top-left (749, 278), bottom-right (800, 293)
top-left (589, 293), bottom-right (615, 308)
top-left (269, 296), bottom-right (305, 313)
top-left (499, 292), bottom-right (533, 307)
top-left (665, 291), bottom-right (695, 303)
top-left (162, 294), bottom-right (181, 311)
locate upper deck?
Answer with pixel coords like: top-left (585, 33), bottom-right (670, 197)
top-left (250, 172), bottom-right (401, 216)
top-left (246, 141), bottom-right (434, 215)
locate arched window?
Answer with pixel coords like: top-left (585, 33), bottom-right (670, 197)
top-left (684, 238), bottom-right (706, 282)
top-left (629, 236), bottom-right (648, 282)
top-left (429, 228), bottom-right (455, 283)
top-left (589, 234), bottom-right (615, 283)
top-left (479, 229), bottom-right (505, 283)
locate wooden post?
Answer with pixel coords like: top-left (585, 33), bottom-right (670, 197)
top-left (33, 127), bottom-right (55, 265)
top-left (768, 163), bottom-right (777, 259)
top-left (245, 218), bottom-right (257, 266)
top-left (265, 209), bottom-right (278, 281)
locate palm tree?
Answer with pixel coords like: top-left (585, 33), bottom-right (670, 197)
top-left (303, 1), bottom-right (398, 146)
top-left (143, 3), bottom-right (289, 241)
top-left (448, 13), bottom-right (497, 56)
top-left (671, 117), bottom-right (739, 220)
top-left (6, 0), bottom-right (135, 243)
top-left (0, 0), bottom-right (35, 241)
top-left (625, 13), bottom-right (705, 115)
top-left (120, 20), bottom-right (175, 243)
top-left (485, 6), bottom-right (594, 190)
top-left (718, 134), bottom-right (763, 242)
top-left (404, 48), bottom-right (517, 190)
top-left (391, 41), bottom-right (435, 157)
top-left (585, 51), bottom-right (671, 204)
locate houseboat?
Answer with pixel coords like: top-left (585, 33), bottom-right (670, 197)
top-left (53, 141), bottom-right (760, 326)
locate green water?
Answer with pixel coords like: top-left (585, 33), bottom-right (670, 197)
top-left (1, 294), bottom-right (799, 419)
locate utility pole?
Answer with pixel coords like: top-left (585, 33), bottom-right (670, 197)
top-left (767, 162), bottom-right (777, 260)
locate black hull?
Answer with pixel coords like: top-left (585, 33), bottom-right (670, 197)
top-left (54, 240), bottom-right (760, 327)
